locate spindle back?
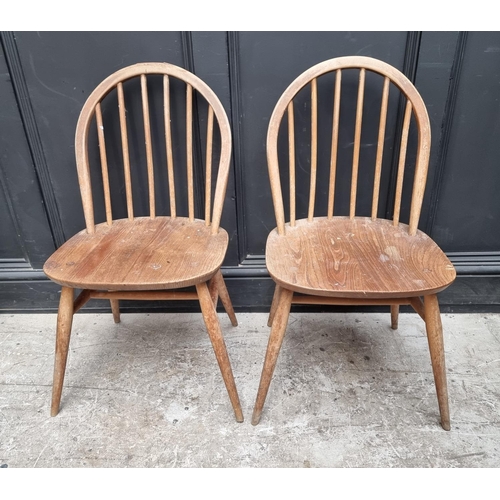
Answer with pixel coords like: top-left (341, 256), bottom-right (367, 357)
top-left (75, 62), bottom-right (231, 235)
top-left (267, 56), bottom-right (431, 236)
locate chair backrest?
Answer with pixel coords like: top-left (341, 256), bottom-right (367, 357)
top-left (267, 56), bottom-right (431, 237)
top-left (75, 62), bottom-right (231, 235)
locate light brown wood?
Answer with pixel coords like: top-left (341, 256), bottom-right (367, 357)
top-left (327, 69), bottom-right (341, 219)
top-left (350, 68), bottom-right (365, 219)
top-left (212, 270), bottom-right (238, 327)
top-left (44, 217), bottom-right (229, 291)
top-left (267, 284), bottom-right (282, 327)
top-left (393, 100), bottom-right (412, 226)
top-left (45, 63), bottom-right (239, 420)
top-left (390, 304), bottom-right (399, 330)
top-left (266, 56), bottom-right (432, 236)
top-left (308, 78), bottom-right (317, 222)
top-left (141, 74), bottom-right (156, 218)
top-left (372, 76), bottom-right (390, 220)
top-left (288, 101), bottom-right (296, 226)
top-left (110, 299), bottom-right (120, 323)
top-left (117, 82), bottom-right (134, 221)
top-left (90, 290), bottom-right (199, 300)
top-left (73, 289), bottom-right (91, 314)
top-left (252, 287), bottom-right (293, 425)
top-left (208, 274), bottom-right (219, 307)
top-left (205, 105), bottom-right (214, 225)
top-left (74, 62), bottom-right (232, 234)
top-left (266, 217), bottom-right (456, 299)
top-left (197, 282), bottom-right (243, 422)
top-left (51, 287), bottom-right (74, 416)
top-left (95, 103), bottom-right (112, 225)
top-left (163, 75), bottom-right (176, 218)
top-left (424, 294), bottom-right (451, 430)
top-left (291, 295), bottom-right (411, 306)
top-left (409, 296), bottom-right (425, 321)
top-left (259, 56), bottom-right (453, 428)
top-left (186, 83), bottom-right (194, 221)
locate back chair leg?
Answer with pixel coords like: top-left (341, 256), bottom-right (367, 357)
top-left (267, 284), bottom-right (282, 327)
top-left (110, 299), bottom-right (121, 323)
top-left (51, 287), bottom-right (75, 416)
top-left (212, 270), bottom-right (238, 327)
top-left (196, 282), bottom-right (243, 422)
top-left (252, 287), bottom-right (293, 425)
top-left (423, 294), bottom-right (451, 430)
top-left (390, 304), bottom-right (399, 330)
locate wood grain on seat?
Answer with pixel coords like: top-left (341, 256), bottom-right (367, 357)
top-left (267, 217), bottom-right (456, 299)
top-left (44, 217), bottom-right (228, 291)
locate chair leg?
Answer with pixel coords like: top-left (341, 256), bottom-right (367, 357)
top-left (196, 282), bottom-right (243, 422)
top-left (252, 287), bottom-right (293, 425)
top-left (212, 270), bottom-right (238, 327)
top-left (267, 284), bottom-right (282, 327)
top-left (51, 287), bottom-right (75, 417)
top-left (423, 294), bottom-right (451, 431)
top-left (110, 299), bottom-right (121, 323)
top-left (390, 304), bottom-right (399, 330)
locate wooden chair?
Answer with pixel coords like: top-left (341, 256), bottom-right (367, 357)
top-left (252, 56), bottom-right (456, 429)
top-left (43, 63), bottom-right (243, 422)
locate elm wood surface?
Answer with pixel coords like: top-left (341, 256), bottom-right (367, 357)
top-left (253, 56), bottom-right (455, 430)
top-left (44, 217), bottom-right (228, 290)
top-left (44, 63), bottom-right (242, 421)
top-left (266, 217), bottom-right (456, 299)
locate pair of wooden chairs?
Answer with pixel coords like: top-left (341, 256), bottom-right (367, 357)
top-left (44, 57), bottom-right (455, 429)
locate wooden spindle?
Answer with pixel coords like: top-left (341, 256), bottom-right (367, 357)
top-left (186, 83), bottom-right (194, 221)
top-left (393, 100), bottom-right (412, 226)
top-left (205, 105), bottom-right (214, 225)
top-left (308, 78), bottom-right (318, 222)
top-left (117, 82), bottom-right (134, 220)
top-left (163, 76), bottom-right (176, 218)
top-left (350, 68), bottom-right (365, 219)
top-left (288, 101), bottom-right (296, 226)
top-left (95, 103), bottom-right (112, 225)
top-left (141, 75), bottom-right (155, 218)
top-left (327, 69), bottom-right (341, 219)
top-left (372, 76), bottom-right (390, 220)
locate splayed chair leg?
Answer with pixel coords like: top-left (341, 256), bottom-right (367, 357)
top-left (197, 281), bottom-right (243, 422)
top-left (424, 294), bottom-right (451, 430)
top-left (212, 270), bottom-right (238, 327)
top-left (252, 287), bottom-right (293, 425)
top-left (267, 284), bottom-right (282, 327)
top-left (51, 287), bottom-right (75, 416)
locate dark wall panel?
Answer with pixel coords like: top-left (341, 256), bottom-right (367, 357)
top-left (431, 32), bottom-right (500, 252)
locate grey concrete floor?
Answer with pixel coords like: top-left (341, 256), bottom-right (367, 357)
top-left (1, 310), bottom-right (499, 467)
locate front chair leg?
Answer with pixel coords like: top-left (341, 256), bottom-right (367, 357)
top-left (423, 294), bottom-right (451, 430)
top-left (196, 282), bottom-right (243, 422)
top-left (252, 287), bottom-right (293, 425)
top-left (51, 286), bottom-right (75, 416)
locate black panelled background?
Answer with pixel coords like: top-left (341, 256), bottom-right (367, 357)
top-left (1, 31), bottom-right (499, 312)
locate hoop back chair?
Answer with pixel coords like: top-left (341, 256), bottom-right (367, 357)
top-left (44, 62), bottom-right (243, 422)
top-left (252, 56), bottom-right (456, 429)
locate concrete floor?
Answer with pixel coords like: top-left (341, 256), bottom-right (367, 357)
top-left (1, 310), bottom-right (499, 467)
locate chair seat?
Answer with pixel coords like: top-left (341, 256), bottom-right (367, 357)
top-left (266, 217), bottom-right (456, 299)
top-left (44, 217), bottom-right (228, 290)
